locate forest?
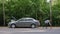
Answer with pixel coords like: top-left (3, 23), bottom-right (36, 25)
top-left (0, 0), bottom-right (60, 26)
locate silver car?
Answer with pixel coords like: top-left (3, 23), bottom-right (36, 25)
top-left (8, 18), bottom-right (40, 28)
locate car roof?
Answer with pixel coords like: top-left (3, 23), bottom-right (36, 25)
top-left (21, 17), bottom-right (34, 19)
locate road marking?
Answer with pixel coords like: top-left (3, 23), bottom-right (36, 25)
top-left (0, 30), bottom-right (46, 32)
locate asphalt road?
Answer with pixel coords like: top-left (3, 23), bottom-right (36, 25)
top-left (0, 27), bottom-right (60, 34)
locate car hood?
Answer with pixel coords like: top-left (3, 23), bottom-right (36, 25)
top-left (8, 21), bottom-right (17, 24)
top-left (10, 21), bottom-right (16, 23)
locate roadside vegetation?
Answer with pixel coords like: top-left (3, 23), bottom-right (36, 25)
top-left (0, 0), bottom-right (60, 26)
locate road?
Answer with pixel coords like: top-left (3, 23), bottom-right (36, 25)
top-left (0, 27), bottom-right (60, 34)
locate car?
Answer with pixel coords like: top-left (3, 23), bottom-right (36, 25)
top-left (8, 18), bottom-right (40, 28)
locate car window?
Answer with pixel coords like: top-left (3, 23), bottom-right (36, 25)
top-left (20, 19), bottom-right (25, 21)
top-left (17, 19), bottom-right (25, 21)
top-left (25, 19), bottom-right (33, 21)
top-left (17, 18), bottom-right (35, 21)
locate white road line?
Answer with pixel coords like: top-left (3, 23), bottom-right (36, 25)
top-left (0, 30), bottom-right (46, 32)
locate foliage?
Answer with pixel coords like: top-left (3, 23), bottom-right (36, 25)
top-left (0, 0), bottom-right (60, 26)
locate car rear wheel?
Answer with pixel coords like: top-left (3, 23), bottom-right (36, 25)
top-left (11, 24), bottom-right (16, 28)
top-left (31, 24), bottom-right (36, 28)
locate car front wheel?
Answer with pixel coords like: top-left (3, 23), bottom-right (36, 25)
top-left (11, 24), bottom-right (16, 28)
top-left (31, 24), bottom-right (36, 28)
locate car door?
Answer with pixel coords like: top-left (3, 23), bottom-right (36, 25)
top-left (16, 19), bottom-right (25, 27)
top-left (24, 19), bottom-right (33, 27)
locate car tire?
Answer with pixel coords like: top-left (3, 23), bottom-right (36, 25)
top-left (11, 24), bottom-right (16, 28)
top-left (31, 24), bottom-right (36, 28)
